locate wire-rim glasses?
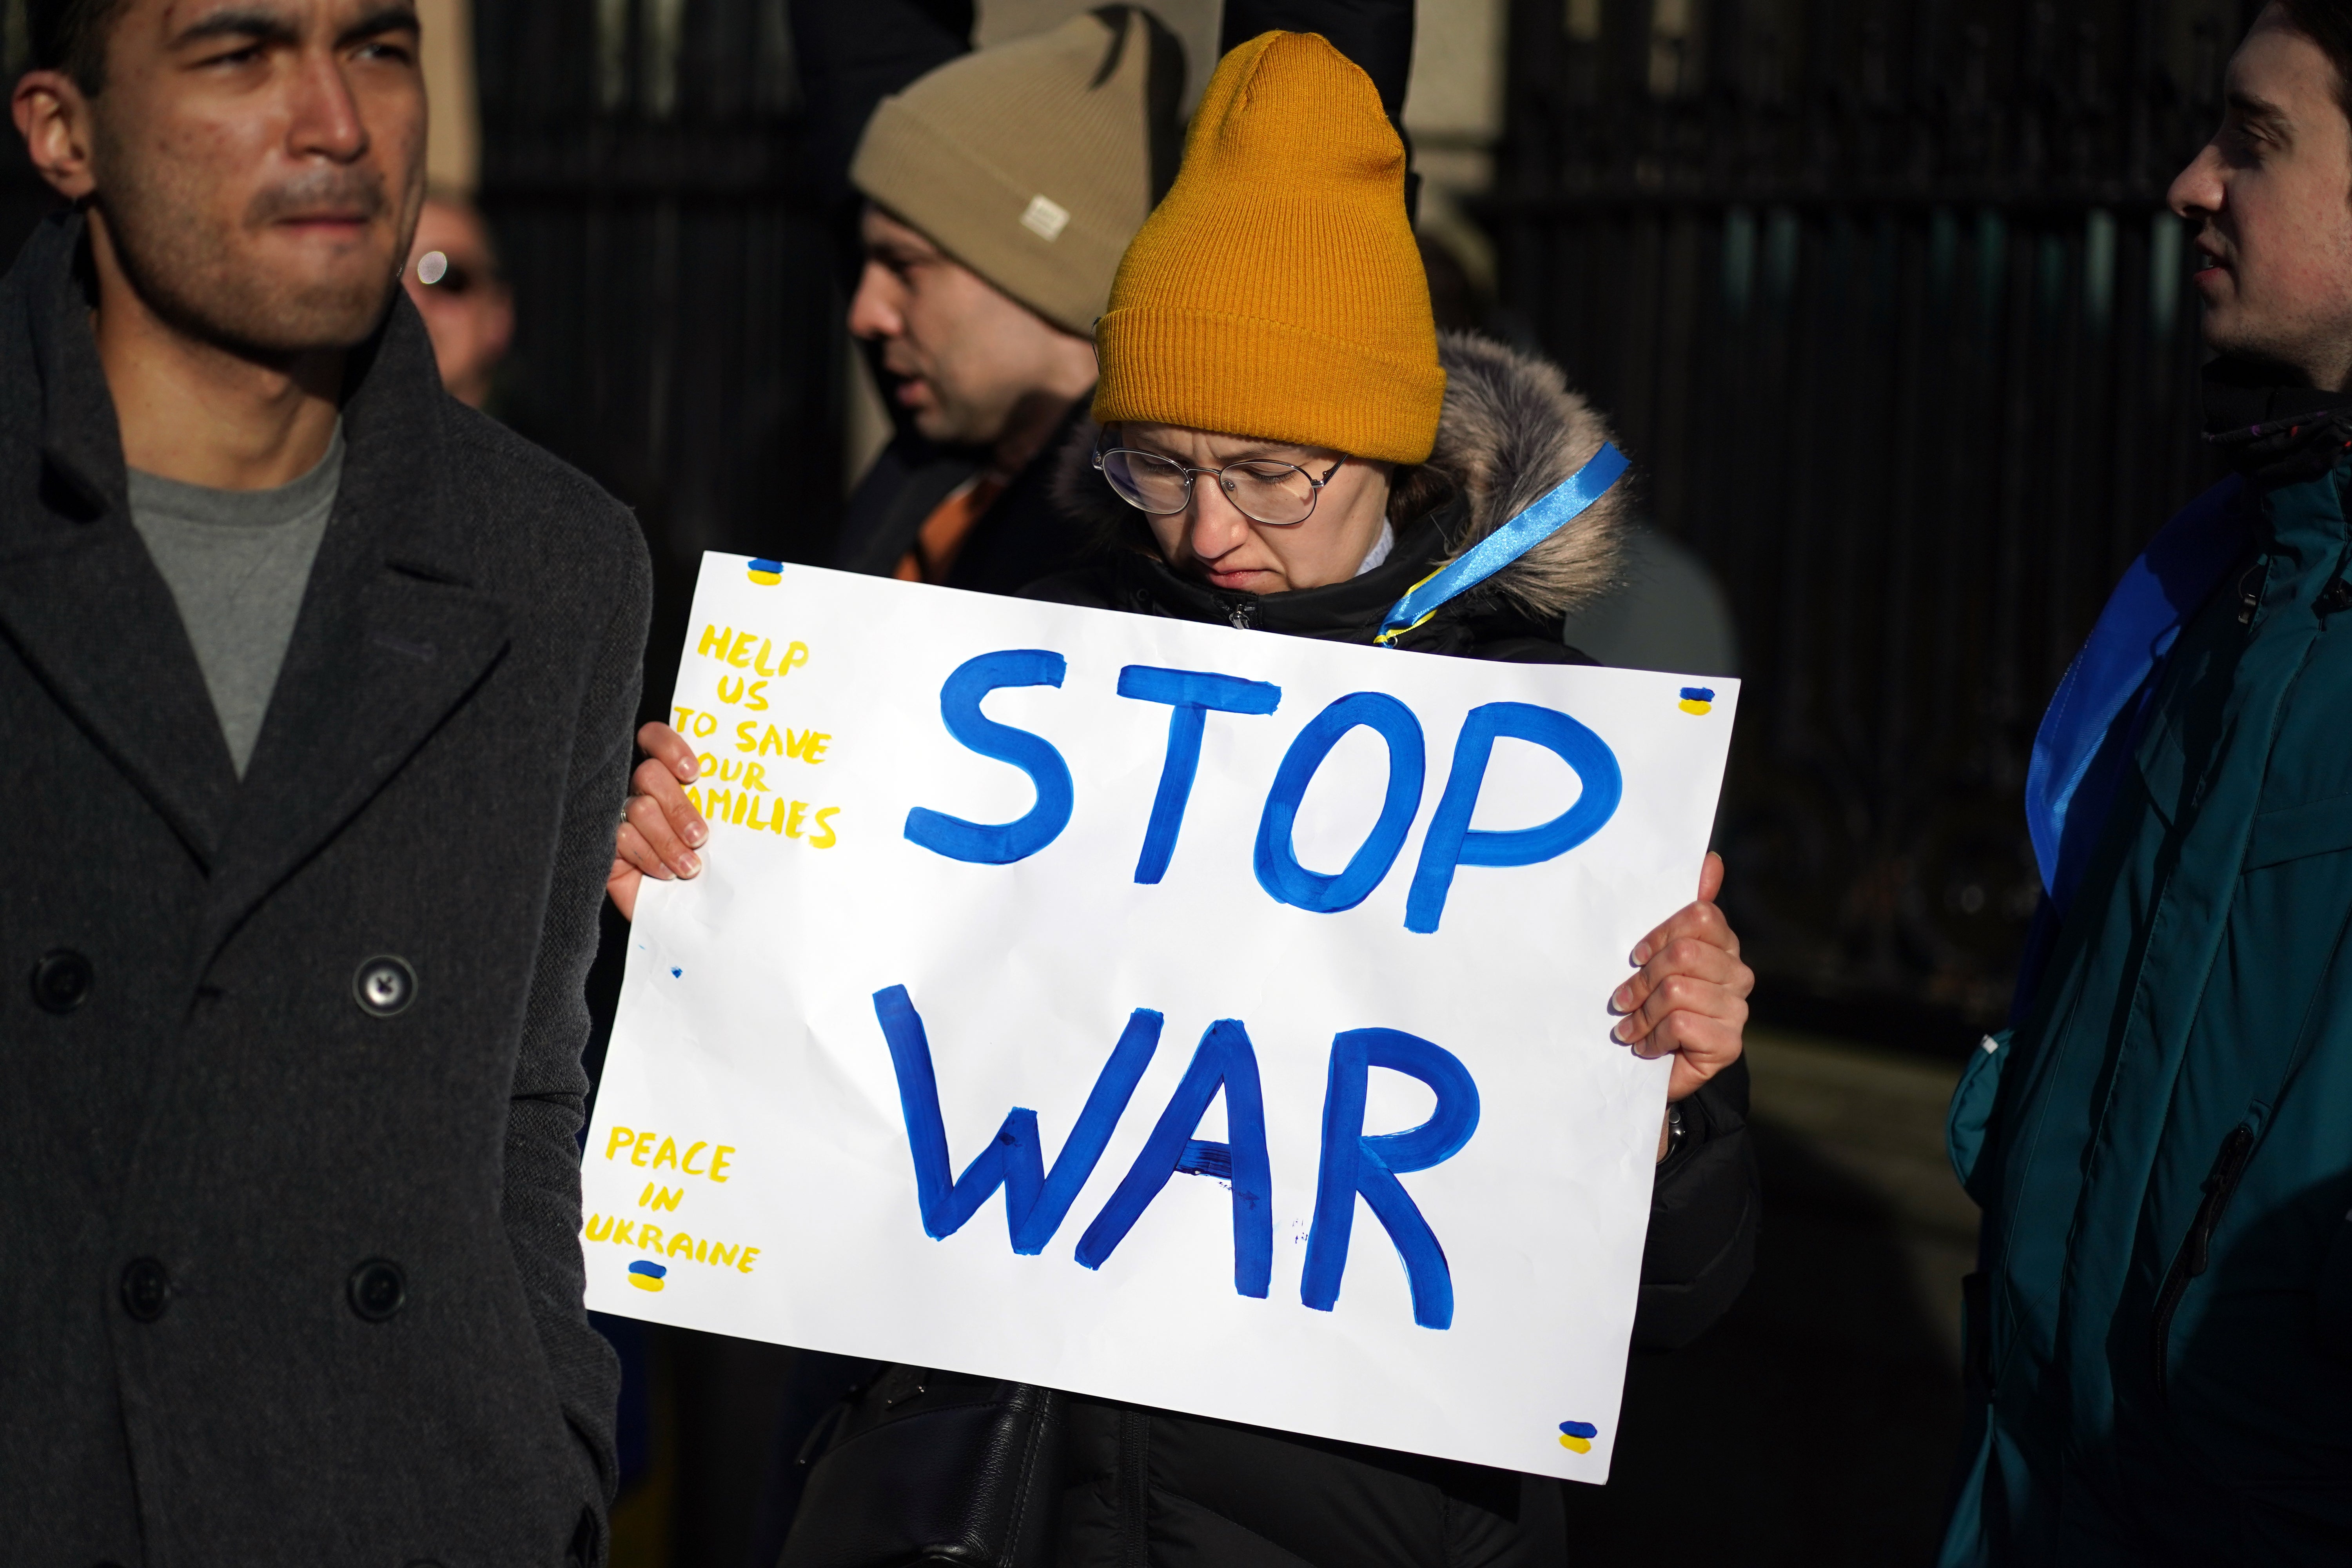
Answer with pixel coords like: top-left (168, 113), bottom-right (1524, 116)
top-left (1094, 439), bottom-right (1345, 527)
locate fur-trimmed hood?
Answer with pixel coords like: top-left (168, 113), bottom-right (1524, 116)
top-left (1416, 331), bottom-right (1629, 623)
top-left (1051, 330), bottom-right (1630, 628)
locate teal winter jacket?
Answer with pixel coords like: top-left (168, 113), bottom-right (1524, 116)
top-left (1941, 391), bottom-right (2352, 1565)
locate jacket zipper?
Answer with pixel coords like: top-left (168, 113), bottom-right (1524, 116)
top-left (2234, 559), bottom-right (2268, 624)
top-left (1117, 1407), bottom-right (1151, 1567)
top-left (2149, 1123), bottom-right (2255, 1404)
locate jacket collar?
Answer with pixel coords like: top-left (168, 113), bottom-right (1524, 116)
top-left (203, 263), bottom-right (510, 958)
top-left (1089, 512), bottom-right (1451, 637)
top-left (23, 216), bottom-right (130, 520)
top-left (0, 212), bottom-right (241, 858)
top-left (2202, 355), bottom-right (2352, 486)
top-left (1086, 497), bottom-right (1563, 652)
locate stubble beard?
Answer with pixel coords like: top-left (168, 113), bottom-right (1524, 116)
top-left (913, 368), bottom-right (1019, 451)
top-left (91, 118), bottom-right (409, 359)
top-left (2204, 289), bottom-right (2352, 390)
top-left (2197, 218), bottom-right (2352, 389)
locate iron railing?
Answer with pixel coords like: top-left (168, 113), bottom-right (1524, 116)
top-left (475, 0), bottom-right (846, 716)
top-left (1483, 0), bottom-right (2254, 1045)
top-left (0, 0), bottom-right (2264, 1047)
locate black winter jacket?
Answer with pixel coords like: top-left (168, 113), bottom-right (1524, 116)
top-left (831, 399), bottom-right (1103, 595)
top-left (0, 213), bottom-right (646, 1565)
top-left (794, 334), bottom-right (1759, 1568)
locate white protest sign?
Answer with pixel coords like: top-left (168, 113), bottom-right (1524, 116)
top-left (584, 553), bottom-right (1738, 1482)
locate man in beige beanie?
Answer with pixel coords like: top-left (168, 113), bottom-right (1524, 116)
top-left (828, 6), bottom-right (1184, 593)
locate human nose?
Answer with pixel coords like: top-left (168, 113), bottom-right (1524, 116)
top-left (2168, 142), bottom-right (2225, 222)
top-left (847, 261), bottom-right (902, 341)
top-left (1187, 468), bottom-right (1256, 561)
top-left (289, 47), bottom-right (370, 163)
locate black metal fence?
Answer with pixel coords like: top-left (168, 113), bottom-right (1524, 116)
top-left (0, 0), bottom-right (2264, 1047)
top-left (1484, 0), bottom-right (2254, 1044)
top-left (0, 0), bottom-right (59, 259)
top-left (476, 0), bottom-right (846, 716)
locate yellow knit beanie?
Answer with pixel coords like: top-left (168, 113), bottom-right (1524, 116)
top-left (1091, 31), bottom-right (1444, 465)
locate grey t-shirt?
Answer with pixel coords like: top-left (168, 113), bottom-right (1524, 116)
top-left (129, 425), bottom-right (343, 777)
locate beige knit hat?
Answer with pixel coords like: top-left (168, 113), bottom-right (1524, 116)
top-left (850, 7), bottom-right (1182, 338)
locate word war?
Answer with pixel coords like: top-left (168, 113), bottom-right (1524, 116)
top-left (877, 985), bottom-right (1480, 1330)
top-left (904, 650), bottom-right (1625, 933)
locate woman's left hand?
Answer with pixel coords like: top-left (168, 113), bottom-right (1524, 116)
top-left (1610, 851), bottom-right (1753, 1104)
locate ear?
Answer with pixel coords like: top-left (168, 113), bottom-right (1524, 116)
top-left (13, 71), bottom-right (98, 200)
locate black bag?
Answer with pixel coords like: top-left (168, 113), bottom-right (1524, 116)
top-left (777, 1365), bottom-right (1065, 1568)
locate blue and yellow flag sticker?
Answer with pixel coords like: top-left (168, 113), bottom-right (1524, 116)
top-left (1558, 1419), bottom-right (1598, 1454)
top-left (628, 1260), bottom-right (668, 1292)
top-left (746, 558), bottom-right (783, 586)
top-left (1678, 686), bottom-right (1714, 715)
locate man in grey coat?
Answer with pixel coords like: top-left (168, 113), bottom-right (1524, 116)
top-left (2, 0), bottom-right (646, 1561)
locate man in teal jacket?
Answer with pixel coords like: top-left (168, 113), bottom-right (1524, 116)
top-left (1944, 4), bottom-right (2352, 1562)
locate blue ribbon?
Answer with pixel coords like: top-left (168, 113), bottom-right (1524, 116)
top-left (1375, 443), bottom-right (1630, 646)
top-left (2023, 474), bottom-right (2245, 917)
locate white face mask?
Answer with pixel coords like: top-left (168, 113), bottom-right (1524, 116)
top-left (1353, 519), bottom-right (1396, 577)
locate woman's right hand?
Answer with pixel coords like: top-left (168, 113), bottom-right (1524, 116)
top-left (607, 721), bottom-right (708, 920)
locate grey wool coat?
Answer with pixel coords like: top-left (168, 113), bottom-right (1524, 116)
top-left (0, 212), bottom-right (647, 1565)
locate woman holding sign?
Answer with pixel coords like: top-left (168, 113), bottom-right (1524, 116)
top-left (615, 28), bottom-right (1755, 1568)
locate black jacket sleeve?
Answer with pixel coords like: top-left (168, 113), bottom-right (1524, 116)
top-left (502, 546), bottom-right (649, 1560)
top-left (1629, 1054), bottom-right (1758, 1350)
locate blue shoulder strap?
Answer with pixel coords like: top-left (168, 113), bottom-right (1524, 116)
top-left (1376, 444), bottom-right (1629, 646)
top-left (2025, 475), bottom-right (2246, 916)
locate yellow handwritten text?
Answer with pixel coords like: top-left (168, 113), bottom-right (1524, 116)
top-left (583, 1213), bottom-right (762, 1274)
top-left (731, 723), bottom-right (829, 762)
top-left (686, 785), bottom-right (839, 848)
top-left (696, 624), bottom-right (809, 679)
top-left (602, 1125), bottom-right (735, 1182)
top-left (714, 676), bottom-right (771, 710)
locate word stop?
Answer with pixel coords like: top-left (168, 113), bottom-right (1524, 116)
top-left (900, 650), bottom-right (1622, 933)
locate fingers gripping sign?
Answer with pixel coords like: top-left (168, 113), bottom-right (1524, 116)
top-left (1608, 851), bottom-right (1752, 1105)
top-left (608, 721), bottom-right (710, 920)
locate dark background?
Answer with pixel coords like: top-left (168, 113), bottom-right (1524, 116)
top-left (1483, 0), bottom-right (2255, 1050)
top-left (0, 2), bottom-right (2265, 1562)
top-left (0, 0), bottom-right (2258, 1049)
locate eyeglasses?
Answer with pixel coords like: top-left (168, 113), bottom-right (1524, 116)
top-left (1094, 441), bottom-right (1345, 526)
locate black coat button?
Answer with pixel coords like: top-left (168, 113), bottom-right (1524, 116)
top-left (353, 956), bottom-right (416, 1018)
top-left (120, 1258), bottom-right (170, 1322)
top-left (349, 1258), bottom-right (407, 1322)
top-left (31, 949), bottom-right (93, 1014)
